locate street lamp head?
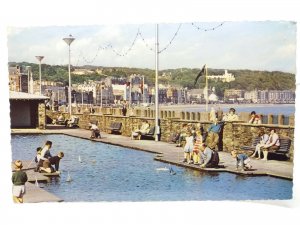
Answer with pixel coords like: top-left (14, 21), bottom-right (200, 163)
top-left (35, 56), bottom-right (44, 62)
top-left (63, 34), bottom-right (75, 46)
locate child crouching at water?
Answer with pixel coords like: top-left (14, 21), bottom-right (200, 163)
top-left (12, 160), bottom-right (28, 203)
top-left (231, 150), bottom-right (252, 171)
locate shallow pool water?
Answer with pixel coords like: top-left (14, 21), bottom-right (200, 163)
top-left (11, 134), bottom-right (293, 201)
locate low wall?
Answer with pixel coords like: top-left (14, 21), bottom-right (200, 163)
top-left (47, 111), bottom-right (294, 161)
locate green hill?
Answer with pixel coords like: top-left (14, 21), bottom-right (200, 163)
top-left (8, 62), bottom-right (295, 97)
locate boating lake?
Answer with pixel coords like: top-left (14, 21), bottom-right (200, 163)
top-left (11, 134), bottom-right (293, 202)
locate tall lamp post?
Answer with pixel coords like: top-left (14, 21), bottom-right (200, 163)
top-left (63, 34), bottom-right (75, 116)
top-left (35, 56), bottom-right (44, 95)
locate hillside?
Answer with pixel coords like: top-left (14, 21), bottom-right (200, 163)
top-left (9, 62), bottom-right (295, 97)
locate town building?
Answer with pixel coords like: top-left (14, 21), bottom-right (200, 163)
top-left (207, 69), bottom-right (235, 82)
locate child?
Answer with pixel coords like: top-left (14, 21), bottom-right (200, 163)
top-left (12, 160), bottom-right (28, 203)
top-left (34, 147), bottom-right (43, 172)
top-left (183, 132), bottom-right (194, 164)
top-left (192, 131), bottom-right (203, 164)
top-left (231, 150), bottom-right (252, 171)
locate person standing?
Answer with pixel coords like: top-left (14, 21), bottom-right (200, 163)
top-left (183, 132), bottom-right (194, 164)
top-left (12, 160), bottom-right (28, 203)
top-left (122, 100), bottom-right (127, 116)
top-left (207, 118), bottom-right (222, 151)
top-left (40, 140), bottom-right (53, 160)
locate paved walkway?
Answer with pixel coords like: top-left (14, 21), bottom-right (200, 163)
top-left (12, 128), bottom-right (293, 180)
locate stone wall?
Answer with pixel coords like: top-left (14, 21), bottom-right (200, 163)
top-left (46, 111), bottom-right (294, 161)
top-left (38, 102), bottom-right (46, 129)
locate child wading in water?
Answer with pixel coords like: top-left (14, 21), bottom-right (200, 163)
top-left (231, 150), bottom-right (252, 171)
top-left (12, 160), bottom-right (28, 203)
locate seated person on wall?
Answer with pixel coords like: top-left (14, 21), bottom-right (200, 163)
top-left (250, 129), bottom-right (269, 159)
top-left (176, 123), bottom-right (189, 147)
top-left (39, 152), bottom-right (64, 173)
top-left (90, 123), bottom-right (101, 139)
top-left (222, 108), bottom-right (239, 122)
top-left (262, 129), bottom-right (280, 161)
top-left (199, 143), bottom-right (219, 168)
top-left (131, 120), bottom-right (150, 140)
top-left (248, 111), bottom-right (261, 124)
top-left (206, 118), bottom-right (222, 151)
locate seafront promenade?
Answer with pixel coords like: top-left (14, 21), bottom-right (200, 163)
top-left (11, 128), bottom-right (293, 203)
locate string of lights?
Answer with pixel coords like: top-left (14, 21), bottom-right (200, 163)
top-left (191, 22), bottom-right (225, 32)
top-left (137, 29), bottom-right (154, 52)
top-left (73, 22), bottom-right (224, 65)
top-left (109, 29), bottom-right (140, 57)
top-left (159, 23), bottom-right (182, 54)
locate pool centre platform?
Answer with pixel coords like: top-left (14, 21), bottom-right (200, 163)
top-left (11, 128), bottom-right (294, 203)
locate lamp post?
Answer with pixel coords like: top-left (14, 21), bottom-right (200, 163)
top-left (63, 34), bottom-right (75, 116)
top-left (35, 56), bottom-right (44, 95)
top-left (26, 66), bottom-right (31, 93)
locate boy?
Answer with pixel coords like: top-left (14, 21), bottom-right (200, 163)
top-left (39, 151), bottom-right (64, 173)
top-left (12, 160), bottom-right (28, 203)
top-left (231, 150), bottom-right (252, 171)
top-left (34, 147), bottom-right (43, 172)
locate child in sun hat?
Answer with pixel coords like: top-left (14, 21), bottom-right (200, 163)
top-left (12, 160), bottom-right (28, 203)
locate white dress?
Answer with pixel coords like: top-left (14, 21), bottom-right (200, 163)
top-left (184, 136), bottom-right (194, 153)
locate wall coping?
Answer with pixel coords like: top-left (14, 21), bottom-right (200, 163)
top-left (232, 122), bottom-right (294, 129)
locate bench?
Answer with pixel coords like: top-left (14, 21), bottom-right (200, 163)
top-left (240, 137), bottom-right (260, 151)
top-left (107, 122), bottom-right (122, 134)
top-left (140, 127), bottom-right (156, 140)
top-left (85, 119), bottom-right (98, 130)
top-left (241, 136), bottom-right (291, 160)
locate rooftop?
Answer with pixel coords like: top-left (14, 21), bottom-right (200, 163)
top-left (9, 91), bottom-right (50, 100)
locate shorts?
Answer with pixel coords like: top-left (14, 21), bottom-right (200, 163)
top-left (12, 185), bottom-right (25, 198)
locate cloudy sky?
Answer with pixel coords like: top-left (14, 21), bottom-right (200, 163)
top-left (7, 21), bottom-right (296, 73)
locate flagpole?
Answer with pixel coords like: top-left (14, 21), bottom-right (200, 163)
top-left (155, 24), bottom-right (159, 142)
top-left (143, 75), bottom-right (145, 103)
top-left (205, 65), bottom-right (208, 112)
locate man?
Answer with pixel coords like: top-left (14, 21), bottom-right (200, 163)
top-left (199, 143), bottom-right (218, 168)
top-left (90, 123), bottom-right (101, 138)
top-left (131, 120), bottom-right (150, 140)
top-left (39, 152), bottom-right (64, 173)
top-left (262, 129), bottom-right (280, 161)
top-left (207, 118), bottom-right (222, 151)
top-left (40, 141), bottom-right (52, 161)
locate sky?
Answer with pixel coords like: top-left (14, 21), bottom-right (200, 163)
top-left (7, 21), bottom-right (296, 73)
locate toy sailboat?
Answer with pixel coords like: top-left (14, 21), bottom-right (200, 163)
top-left (35, 177), bottom-right (39, 187)
top-left (66, 171), bottom-right (72, 182)
top-left (78, 155), bottom-right (82, 163)
top-left (169, 164), bottom-right (176, 175)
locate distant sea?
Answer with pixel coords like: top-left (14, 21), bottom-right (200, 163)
top-left (158, 104), bottom-right (295, 116)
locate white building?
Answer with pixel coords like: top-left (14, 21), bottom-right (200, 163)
top-left (244, 90), bottom-right (258, 103)
top-left (207, 70), bottom-right (235, 82)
